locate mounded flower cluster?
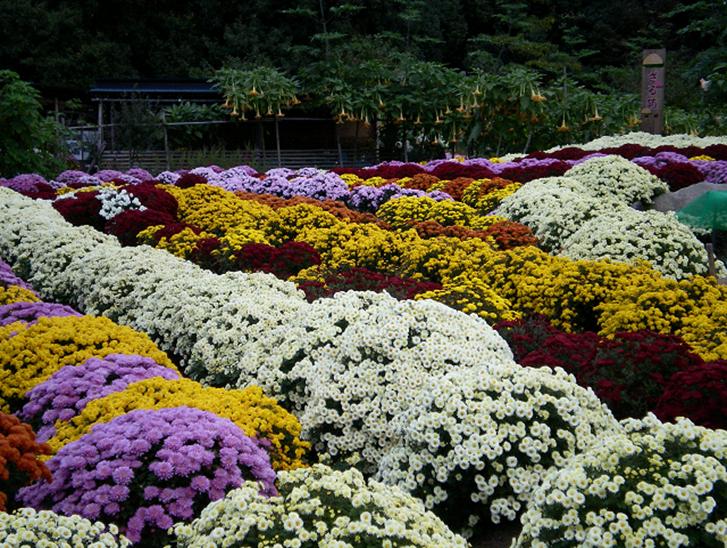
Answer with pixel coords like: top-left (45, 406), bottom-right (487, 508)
top-left (516, 415), bottom-right (727, 547)
top-left (173, 463), bottom-right (469, 547)
top-left (220, 291), bottom-right (514, 471)
top-left (377, 196), bottom-right (476, 229)
top-left (0, 507), bottom-right (131, 547)
top-left (18, 406), bottom-right (277, 544)
top-left (596, 273), bottom-right (727, 361)
top-left (655, 360), bottom-right (727, 430)
top-left (0, 285), bottom-right (40, 307)
top-left (46, 377), bottom-right (309, 471)
top-left (0, 301), bottom-right (80, 327)
top-left (0, 412), bottom-right (51, 512)
top-left (20, 353), bottom-right (180, 442)
top-left (0, 315), bottom-right (175, 412)
top-left (494, 177), bottom-right (615, 251)
top-left (376, 365), bottom-right (619, 537)
top-left (495, 161), bottom-right (716, 278)
top-left (564, 155), bottom-right (668, 205)
top-left (559, 209), bottom-right (721, 279)
top-left (502, 317), bottom-right (709, 422)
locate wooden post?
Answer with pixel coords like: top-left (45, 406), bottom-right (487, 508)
top-left (162, 111), bottom-right (170, 171)
top-left (96, 100), bottom-right (104, 169)
top-left (640, 49), bottom-right (666, 134)
top-left (706, 243), bottom-right (716, 278)
top-left (274, 116), bottom-right (282, 168)
top-left (110, 107), bottom-right (116, 153)
top-left (336, 123), bottom-right (343, 166)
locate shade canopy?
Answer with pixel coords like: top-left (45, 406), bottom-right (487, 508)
top-left (676, 190), bottom-right (727, 231)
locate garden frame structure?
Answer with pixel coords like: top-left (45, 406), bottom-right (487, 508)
top-left (89, 79), bottom-right (377, 171)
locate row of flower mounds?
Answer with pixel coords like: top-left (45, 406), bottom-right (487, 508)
top-left (32, 155), bottom-right (727, 368)
top-left (1, 186), bottom-right (726, 546)
top-left (0, 255), bottom-right (472, 546)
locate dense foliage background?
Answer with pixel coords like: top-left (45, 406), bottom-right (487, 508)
top-left (0, 0), bottom-right (725, 164)
top-left (2, 1), bottom-right (724, 98)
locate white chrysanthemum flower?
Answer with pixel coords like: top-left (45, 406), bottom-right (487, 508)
top-left (559, 209), bottom-right (723, 279)
top-left (173, 464), bottom-right (467, 547)
top-left (376, 364), bottom-right (619, 537)
top-left (494, 177), bottom-right (618, 251)
top-left (515, 415), bottom-right (727, 547)
top-left (0, 508), bottom-right (131, 546)
top-left (231, 291), bottom-right (513, 471)
top-left (546, 132), bottom-right (727, 152)
top-left (564, 155), bottom-right (667, 205)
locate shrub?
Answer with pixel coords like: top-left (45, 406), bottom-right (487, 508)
top-left (0, 70), bottom-right (68, 178)
top-left (18, 407), bottom-right (277, 545)
top-left (0, 507), bottom-right (131, 546)
top-left (516, 415), bottom-right (727, 547)
top-left (0, 301), bottom-right (80, 327)
top-left (174, 464), bottom-right (468, 547)
top-left (0, 412), bottom-right (51, 512)
top-left (376, 365), bottom-right (619, 537)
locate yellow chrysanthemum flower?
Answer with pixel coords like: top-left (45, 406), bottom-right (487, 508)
top-left (48, 377), bottom-right (309, 470)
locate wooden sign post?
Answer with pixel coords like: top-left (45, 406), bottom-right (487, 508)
top-left (640, 49), bottom-right (666, 133)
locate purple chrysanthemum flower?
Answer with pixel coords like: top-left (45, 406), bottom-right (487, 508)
top-left (9, 173), bottom-right (48, 191)
top-left (0, 259), bottom-right (38, 294)
top-left (20, 354), bottom-right (179, 441)
top-left (155, 171), bottom-right (181, 184)
top-left (126, 167), bottom-right (153, 181)
top-left (55, 170), bottom-right (89, 185)
top-left (18, 406), bottom-right (277, 544)
top-left (0, 301), bottom-right (80, 327)
top-left (94, 169), bottom-right (126, 182)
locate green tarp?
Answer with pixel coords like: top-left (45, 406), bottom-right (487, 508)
top-left (676, 190), bottom-right (727, 231)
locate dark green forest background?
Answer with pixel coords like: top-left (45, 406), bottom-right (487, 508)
top-left (1, 0), bottom-right (725, 170)
top-left (2, 0), bottom-right (724, 99)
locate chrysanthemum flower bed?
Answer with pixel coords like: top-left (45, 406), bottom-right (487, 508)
top-left (0, 256), bottom-right (310, 543)
top-left (1, 132), bottom-right (726, 546)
